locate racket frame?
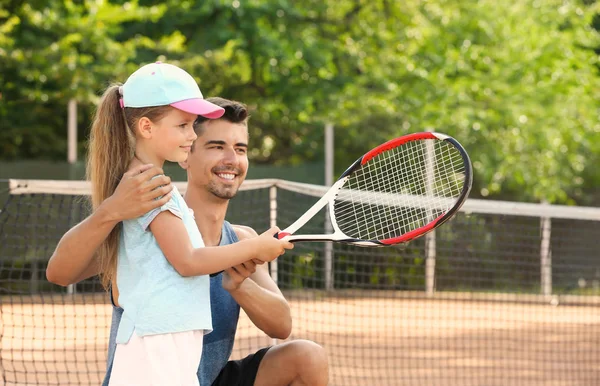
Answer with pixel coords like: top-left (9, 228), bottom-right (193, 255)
top-left (277, 132), bottom-right (472, 246)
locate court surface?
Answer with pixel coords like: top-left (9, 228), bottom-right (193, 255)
top-left (1, 293), bottom-right (599, 386)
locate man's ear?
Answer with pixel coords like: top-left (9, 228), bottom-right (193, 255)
top-left (137, 117), bottom-right (153, 139)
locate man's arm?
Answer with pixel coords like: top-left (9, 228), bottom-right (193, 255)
top-left (46, 165), bottom-right (173, 286)
top-left (223, 225), bottom-right (293, 340)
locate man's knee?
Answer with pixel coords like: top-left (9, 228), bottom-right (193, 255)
top-left (288, 340), bottom-right (329, 379)
top-left (256, 340), bottom-right (328, 386)
top-left (295, 340), bottom-right (327, 363)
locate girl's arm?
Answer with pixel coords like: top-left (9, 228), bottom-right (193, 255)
top-left (150, 211), bottom-right (292, 276)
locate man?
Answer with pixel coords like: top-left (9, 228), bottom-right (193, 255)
top-left (46, 97), bottom-right (329, 386)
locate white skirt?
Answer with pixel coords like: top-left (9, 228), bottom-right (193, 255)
top-left (108, 329), bottom-right (205, 386)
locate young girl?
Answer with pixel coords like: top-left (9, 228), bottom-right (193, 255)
top-left (87, 62), bottom-right (292, 386)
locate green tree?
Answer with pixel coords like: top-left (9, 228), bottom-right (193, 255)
top-left (0, 0), bottom-right (171, 158)
top-left (2, 0), bottom-right (599, 205)
top-left (119, 0), bottom-right (600, 204)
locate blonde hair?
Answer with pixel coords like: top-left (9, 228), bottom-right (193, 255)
top-left (87, 84), bottom-right (171, 289)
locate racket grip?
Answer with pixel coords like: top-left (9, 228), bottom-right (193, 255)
top-left (212, 232), bottom-right (290, 276)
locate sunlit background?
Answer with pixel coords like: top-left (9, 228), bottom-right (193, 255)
top-left (1, 1), bottom-right (600, 385)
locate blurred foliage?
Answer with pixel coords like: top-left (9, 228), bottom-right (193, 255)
top-left (1, 0), bottom-right (600, 205)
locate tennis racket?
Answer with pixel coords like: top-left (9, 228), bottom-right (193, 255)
top-left (275, 132), bottom-right (472, 246)
top-left (211, 132), bottom-right (471, 277)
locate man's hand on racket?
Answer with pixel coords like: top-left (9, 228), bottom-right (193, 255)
top-left (222, 260), bottom-right (262, 291)
top-left (100, 164), bottom-right (173, 222)
top-left (213, 227), bottom-right (292, 280)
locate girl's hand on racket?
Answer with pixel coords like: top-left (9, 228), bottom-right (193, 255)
top-left (254, 226), bottom-right (294, 263)
top-left (100, 164), bottom-right (173, 222)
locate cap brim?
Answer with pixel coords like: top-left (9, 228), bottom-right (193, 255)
top-left (170, 99), bottom-right (225, 119)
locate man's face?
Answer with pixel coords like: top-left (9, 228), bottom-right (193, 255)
top-left (183, 119), bottom-right (249, 199)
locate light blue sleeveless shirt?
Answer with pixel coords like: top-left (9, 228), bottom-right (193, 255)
top-left (103, 221), bottom-right (241, 386)
top-left (115, 185), bottom-right (212, 344)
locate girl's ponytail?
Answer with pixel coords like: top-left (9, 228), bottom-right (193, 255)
top-left (86, 84), bottom-right (135, 289)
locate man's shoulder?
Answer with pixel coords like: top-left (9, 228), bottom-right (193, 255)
top-left (229, 224), bottom-right (258, 241)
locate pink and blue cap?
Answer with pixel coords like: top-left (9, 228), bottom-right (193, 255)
top-left (120, 62), bottom-right (224, 119)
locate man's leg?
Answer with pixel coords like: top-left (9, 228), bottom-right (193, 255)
top-left (254, 340), bottom-right (329, 386)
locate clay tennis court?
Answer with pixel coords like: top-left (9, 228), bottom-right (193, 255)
top-left (1, 292), bottom-right (599, 386)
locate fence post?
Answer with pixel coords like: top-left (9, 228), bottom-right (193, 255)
top-left (540, 203), bottom-right (552, 297)
top-left (269, 185), bottom-right (279, 346)
top-left (270, 185), bottom-right (278, 284)
top-left (324, 123), bottom-right (334, 290)
top-left (425, 232), bottom-right (436, 296)
top-left (67, 99), bottom-right (78, 295)
top-left (424, 129), bottom-right (436, 296)
top-left (67, 99), bottom-right (77, 164)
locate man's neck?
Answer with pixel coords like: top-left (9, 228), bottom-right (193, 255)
top-left (183, 185), bottom-right (229, 247)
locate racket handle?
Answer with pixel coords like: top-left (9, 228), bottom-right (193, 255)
top-left (211, 232), bottom-right (290, 277)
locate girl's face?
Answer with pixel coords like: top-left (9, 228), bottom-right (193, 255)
top-left (140, 107), bottom-right (198, 164)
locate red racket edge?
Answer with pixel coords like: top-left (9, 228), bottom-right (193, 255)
top-left (362, 134), bottom-right (473, 247)
top-left (338, 132), bottom-right (446, 180)
top-left (361, 132), bottom-right (438, 164)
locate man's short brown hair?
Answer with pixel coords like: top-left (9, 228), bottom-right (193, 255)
top-left (194, 97), bottom-right (249, 136)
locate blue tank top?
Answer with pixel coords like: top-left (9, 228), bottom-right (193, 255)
top-left (102, 221), bottom-right (240, 386)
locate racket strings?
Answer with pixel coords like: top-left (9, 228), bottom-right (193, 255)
top-left (333, 139), bottom-right (466, 241)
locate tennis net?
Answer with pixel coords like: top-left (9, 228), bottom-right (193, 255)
top-left (1, 179), bottom-right (599, 385)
